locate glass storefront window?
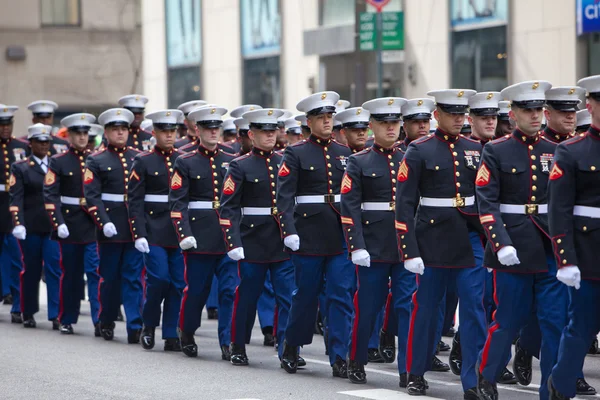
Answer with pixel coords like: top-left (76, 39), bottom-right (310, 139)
top-left (243, 56), bottom-right (281, 107)
top-left (168, 66), bottom-right (202, 108)
top-left (588, 33), bottom-right (600, 76)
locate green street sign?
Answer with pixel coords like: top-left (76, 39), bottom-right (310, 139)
top-left (359, 11), bottom-right (404, 51)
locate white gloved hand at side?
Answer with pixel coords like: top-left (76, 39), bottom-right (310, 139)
top-left (284, 234), bottom-right (300, 251)
top-left (57, 224), bottom-right (70, 239)
top-left (103, 222), bottom-right (118, 238)
top-left (404, 257), bottom-right (425, 275)
top-left (135, 238), bottom-right (150, 253)
top-left (227, 247), bottom-right (245, 261)
top-left (12, 225), bottom-right (26, 240)
top-left (497, 246), bottom-right (520, 266)
top-left (351, 249), bottom-right (371, 267)
top-left (557, 265), bottom-right (581, 290)
top-left (180, 236), bottom-right (197, 251)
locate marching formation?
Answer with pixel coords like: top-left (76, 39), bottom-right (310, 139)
top-left (0, 76), bottom-right (599, 400)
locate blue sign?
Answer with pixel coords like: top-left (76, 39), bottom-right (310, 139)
top-left (577, 0), bottom-right (600, 35)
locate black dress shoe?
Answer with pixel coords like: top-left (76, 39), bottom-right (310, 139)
top-left (11, 312), bottom-right (22, 324)
top-left (589, 338), bottom-right (599, 354)
top-left (368, 348), bottom-right (385, 363)
top-left (438, 340), bottom-right (450, 352)
top-left (477, 366), bottom-right (498, 400)
top-left (297, 356), bottom-right (306, 367)
top-left (116, 308), bottom-right (124, 322)
top-left (141, 326), bottom-right (155, 350)
top-left (464, 387), bottom-right (479, 400)
top-left (332, 356), bottom-right (348, 378)
top-left (548, 375), bottom-right (570, 400)
top-left (23, 315), bottom-right (36, 328)
top-left (513, 338), bottom-right (532, 386)
top-left (230, 343), bottom-right (249, 366)
top-left (164, 338), bottom-right (181, 352)
top-left (280, 341), bottom-right (298, 373)
top-left (179, 331), bottom-right (198, 357)
top-left (128, 328), bottom-right (142, 344)
top-left (379, 329), bottom-right (396, 363)
top-left (443, 327), bottom-right (456, 337)
top-left (3, 294), bottom-right (13, 305)
top-left (407, 374), bottom-right (427, 395)
top-left (577, 378), bottom-right (597, 395)
top-left (51, 318), bottom-right (60, 330)
top-left (498, 368), bottom-right (517, 385)
top-left (399, 372), bottom-right (408, 388)
top-left (449, 331), bottom-right (462, 376)
top-left (263, 333), bottom-right (275, 347)
top-left (59, 324), bottom-right (74, 334)
top-left (94, 323), bottom-right (101, 337)
top-left (100, 322), bottom-right (115, 341)
top-left (347, 359), bottom-right (366, 384)
top-left (207, 308), bottom-right (218, 320)
top-left (221, 344), bottom-right (231, 361)
top-left (431, 356), bottom-right (450, 372)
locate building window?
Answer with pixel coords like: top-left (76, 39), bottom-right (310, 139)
top-left (588, 33), bottom-right (600, 76)
top-left (168, 66), bottom-right (202, 108)
top-left (451, 26), bottom-right (507, 91)
top-left (41, 0), bottom-right (81, 27)
top-left (243, 56), bottom-right (280, 107)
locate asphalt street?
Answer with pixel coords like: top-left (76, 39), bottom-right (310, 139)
top-left (0, 290), bottom-right (599, 400)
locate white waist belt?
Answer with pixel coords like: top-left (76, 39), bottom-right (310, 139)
top-left (420, 196), bottom-right (475, 207)
top-left (0, 184), bottom-right (5, 192)
top-left (362, 202), bottom-right (395, 211)
top-left (242, 207), bottom-right (277, 216)
top-left (189, 201), bottom-right (218, 210)
top-left (574, 205), bottom-right (600, 219)
top-left (500, 204), bottom-right (548, 215)
top-left (144, 194), bottom-right (168, 203)
top-left (296, 194), bottom-right (340, 204)
top-left (101, 193), bottom-right (125, 202)
top-left (61, 196), bottom-right (85, 206)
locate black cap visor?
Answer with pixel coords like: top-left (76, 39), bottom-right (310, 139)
top-left (0, 117), bottom-right (13, 125)
top-left (511, 100), bottom-right (545, 109)
top-left (197, 120), bottom-right (223, 129)
top-left (238, 129), bottom-right (250, 137)
top-left (342, 121), bottom-right (370, 129)
top-left (250, 123), bottom-right (278, 131)
top-left (470, 108), bottom-right (499, 117)
top-left (546, 101), bottom-right (579, 112)
top-left (306, 106), bottom-right (336, 116)
top-left (371, 113), bottom-right (402, 122)
top-left (286, 127), bottom-right (302, 135)
top-left (68, 125), bottom-right (91, 133)
top-left (154, 122), bottom-right (178, 131)
top-left (437, 103), bottom-right (469, 114)
top-left (33, 112), bottom-right (53, 118)
top-left (498, 113), bottom-right (510, 121)
top-left (403, 113), bottom-right (431, 121)
top-left (588, 92), bottom-right (600, 101)
top-left (105, 120), bottom-right (130, 128)
top-left (125, 107), bottom-right (145, 114)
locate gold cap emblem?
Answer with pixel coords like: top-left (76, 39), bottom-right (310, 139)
top-left (568, 88), bottom-right (576, 95)
top-left (166, 111), bottom-right (171, 116)
top-left (135, 96), bottom-right (140, 101)
top-left (321, 93), bottom-right (327, 100)
top-left (211, 108), bottom-right (216, 114)
top-left (486, 93), bottom-right (494, 100)
top-left (80, 115), bottom-right (86, 120)
top-left (388, 99), bottom-right (394, 105)
top-left (116, 110), bottom-right (122, 115)
top-left (532, 82), bottom-right (539, 90)
top-left (297, 121), bottom-right (301, 126)
top-left (42, 103), bottom-right (46, 107)
top-left (356, 109), bottom-right (362, 115)
top-left (250, 106), bottom-right (255, 111)
top-left (3, 108), bottom-right (7, 112)
top-left (457, 91), bottom-right (464, 98)
top-left (417, 100), bottom-right (423, 106)
top-left (268, 110), bottom-right (273, 116)
top-left (42, 129), bottom-right (47, 133)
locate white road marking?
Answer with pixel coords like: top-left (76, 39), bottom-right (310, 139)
top-left (339, 388), bottom-right (443, 399)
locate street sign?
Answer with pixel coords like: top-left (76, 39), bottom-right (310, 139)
top-left (359, 12), bottom-right (404, 51)
top-left (366, 0), bottom-right (391, 13)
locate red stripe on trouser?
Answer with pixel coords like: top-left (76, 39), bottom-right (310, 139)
top-left (17, 240), bottom-right (25, 314)
top-left (141, 267), bottom-right (147, 304)
top-left (58, 243), bottom-right (65, 322)
top-left (178, 252), bottom-right (189, 330)
top-left (479, 270), bottom-right (500, 374)
top-left (405, 274), bottom-right (420, 372)
top-left (350, 264), bottom-right (360, 360)
top-left (273, 304), bottom-right (279, 336)
top-left (230, 260), bottom-right (241, 343)
top-left (382, 291), bottom-right (392, 331)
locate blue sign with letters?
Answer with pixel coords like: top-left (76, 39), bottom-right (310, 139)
top-left (577, 0), bottom-right (600, 35)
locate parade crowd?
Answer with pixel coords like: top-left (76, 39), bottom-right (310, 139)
top-left (1, 76), bottom-right (600, 400)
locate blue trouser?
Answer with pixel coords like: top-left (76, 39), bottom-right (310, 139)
top-left (257, 272), bottom-right (276, 330)
top-left (368, 306), bottom-right (385, 350)
top-left (0, 234), bottom-right (9, 296)
top-left (232, 260), bottom-right (294, 359)
top-left (350, 262), bottom-right (416, 373)
top-left (58, 242), bottom-right (100, 325)
top-left (206, 275), bottom-right (219, 310)
top-left (97, 242), bottom-right (144, 332)
top-left (285, 252), bottom-right (355, 365)
top-left (478, 251), bottom-right (566, 400)
top-left (19, 234), bottom-right (61, 320)
top-left (1, 234), bottom-right (23, 313)
top-left (83, 243), bottom-right (100, 324)
top-left (180, 253), bottom-right (237, 346)
top-left (552, 280), bottom-right (600, 398)
top-left (142, 245), bottom-right (185, 339)
top-left (484, 270), bottom-right (495, 324)
top-left (442, 287), bottom-right (458, 335)
top-left (407, 231), bottom-right (486, 391)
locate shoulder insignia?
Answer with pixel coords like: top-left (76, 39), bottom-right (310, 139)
top-left (341, 173), bottom-right (352, 194)
top-left (44, 170), bottom-right (56, 186)
top-left (476, 163), bottom-right (491, 186)
top-left (278, 162), bottom-right (290, 177)
top-left (395, 221), bottom-right (408, 232)
top-left (83, 169), bottom-right (94, 184)
top-left (490, 135), bottom-right (511, 145)
top-left (170, 171), bottom-right (182, 190)
top-left (549, 162), bottom-right (564, 180)
top-left (170, 211), bottom-right (182, 219)
top-left (341, 216), bottom-right (354, 225)
top-left (219, 218), bottom-right (232, 227)
top-left (130, 170), bottom-right (140, 181)
top-left (479, 214), bottom-right (496, 225)
top-left (397, 159), bottom-right (409, 182)
top-left (222, 175), bottom-right (236, 195)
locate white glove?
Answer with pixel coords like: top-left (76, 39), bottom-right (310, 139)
top-left (497, 246), bottom-right (520, 266)
top-left (12, 225), bottom-right (26, 240)
top-left (180, 236), bottom-right (197, 251)
top-left (135, 238), bottom-right (150, 254)
top-left (487, 268), bottom-right (493, 273)
top-left (103, 222), bottom-right (117, 238)
top-left (57, 224), bottom-right (70, 239)
top-left (404, 257), bottom-right (425, 275)
top-left (557, 266), bottom-right (581, 290)
top-left (284, 234), bottom-right (300, 251)
top-left (227, 247), bottom-right (245, 261)
top-left (351, 249), bottom-right (371, 267)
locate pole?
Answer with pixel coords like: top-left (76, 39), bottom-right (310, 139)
top-left (376, 10), bottom-right (383, 98)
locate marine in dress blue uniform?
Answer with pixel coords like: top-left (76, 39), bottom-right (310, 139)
top-left (576, 109), bottom-right (591, 134)
top-left (277, 91), bottom-right (355, 377)
top-left (118, 95), bottom-right (154, 152)
top-left (43, 113), bottom-right (101, 335)
top-left (495, 101), bottom-right (513, 139)
top-left (548, 74), bottom-right (600, 400)
top-left (27, 101), bottom-right (69, 155)
top-left (396, 89), bottom-right (487, 399)
top-left (218, 108), bottom-right (294, 365)
top-left (285, 117), bottom-right (303, 147)
top-left (174, 100), bottom-right (208, 148)
top-left (275, 110), bottom-right (294, 151)
top-left (222, 118), bottom-right (241, 154)
top-left (332, 100), bottom-right (351, 145)
top-left (128, 109), bottom-right (186, 352)
top-left (295, 114), bottom-right (311, 140)
top-left (475, 81), bottom-right (566, 400)
top-left (84, 108), bottom-right (144, 343)
top-left (169, 105), bottom-right (237, 360)
top-left (0, 105), bottom-right (27, 322)
top-left (9, 124), bottom-right (61, 329)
